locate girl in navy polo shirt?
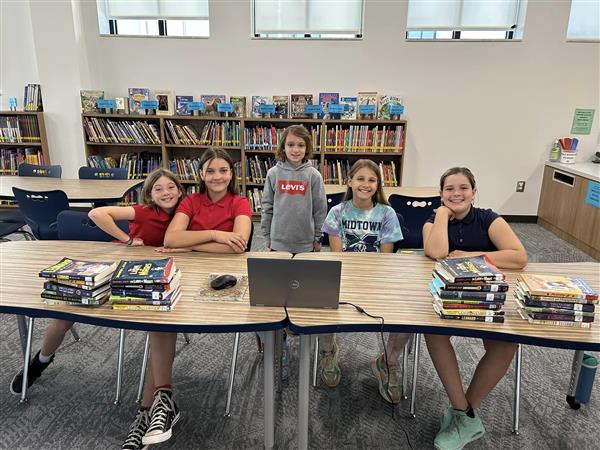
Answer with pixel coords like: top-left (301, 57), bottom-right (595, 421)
top-left (423, 167), bottom-right (527, 450)
top-left (140, 148), bottom-right (252, 448)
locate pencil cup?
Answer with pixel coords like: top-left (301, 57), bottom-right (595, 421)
top-left (575, 352), bottom-right (597, 404)
top-left (560, 150), bottom-right (577, 164)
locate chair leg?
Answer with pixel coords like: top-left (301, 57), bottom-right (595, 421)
top-left (256, 332), bottom-right (264, 353)
top-left (401, 340), bottom-right (409, 399)
top-left (20, 317), bottom-right (35, 403)
top-left (275, 329), bottom-right (284, 392)
top-left (512, 344), bottom-right (522, 435)
top-left (224, 332), bottom-right (241, 417)
top-left (70, 325), bottom-right (81, 342)
top-left (183, 333), bottom-right (190, 344)
top-left (114, 329), bottom-right (126, 405)
top-left (312, 335), bottom-right (319, 388)
top-left (409, 333), bottom-right (421, 418)
top-left (407, 334), bottom-right (414, 355)
top-left (16, 315), bottom-right (29, 357)
top-left (136, 333), bottom-right (150, 404)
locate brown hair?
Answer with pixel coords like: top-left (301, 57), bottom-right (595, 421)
top-left (343, 159), bottom-right (389, 206)
top-left (276, 124), bottom-right (314, 162)
top-left (140, 168), bottom-right (184, 208)
top-left (198, 148), bottom-right (238, 195)
top-left (439, 167), bottom-right (477, 191)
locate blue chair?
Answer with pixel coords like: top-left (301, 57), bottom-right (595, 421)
top-left (12, 188), bottom-right (69, 240)
top-left (78, 167), bottom-right (128, 180)
top-left (388, 194), bottom-right (441, 249)
top-left (57, 210), bottom-right (129, 241)
top-left (322, 191), bottom-right (345, 246)
top-left (18, 163), bottom-right (62, 178)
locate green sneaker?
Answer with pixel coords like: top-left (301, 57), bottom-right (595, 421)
top-left (371, 353), bottom-right (401, 404)
top-left (319, 342), bottom-right (341, 387)
top-left (440, 406), bottom-right (455, 431)
top-left (434, 409), bottom-right (485, 450)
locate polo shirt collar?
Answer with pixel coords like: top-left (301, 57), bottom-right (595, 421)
top-left (452, 205), bottom-right (475, 224)
top-left (201, 191), bottom-right (231, 208)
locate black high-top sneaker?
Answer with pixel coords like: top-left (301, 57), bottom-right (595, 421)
top-left (10, 350), bottom-right (54, 395)
top-left (142, 388), bottom-right (181, 445)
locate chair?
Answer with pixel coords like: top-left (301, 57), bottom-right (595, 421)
top-left (12, 188), bottom-right (70, 240)
top-left (388, 195), bottom-right (441, 249)
top-left (0, 210), bottom-right (34, 242)
top-left (18, 163), bottom-right (62, 178)
top-left (78, 167), bottom-right (128, 180)
top-left (322, 192), bottom-right (345, 246)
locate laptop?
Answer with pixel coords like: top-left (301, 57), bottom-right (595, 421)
top-left (247, 258), bottom-right (341, 309)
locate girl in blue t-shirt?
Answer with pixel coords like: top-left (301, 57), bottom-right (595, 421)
top-left (423, 167), bottom-right (527, 450)
top-left (320, 159), bottom-right (408, 404)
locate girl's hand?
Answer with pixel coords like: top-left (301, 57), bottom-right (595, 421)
top-left (448, 250), bottom-right (470, 258)
top-left (154, 246), bottom-right (192, 253)
top-left (313, 241), bottom-right (321, 252)
top-left (214, 231), bottom-right (247, 253)
top-left (127, 237), bottom-right (144, 246)
top-left (436, 205), bottom-right (455, 221)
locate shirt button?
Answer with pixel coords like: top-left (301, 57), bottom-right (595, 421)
top-left (459, 238), bottom-right (463, 243)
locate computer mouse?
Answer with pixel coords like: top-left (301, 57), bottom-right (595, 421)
top-left (211, 274), bottom-right (237, 290)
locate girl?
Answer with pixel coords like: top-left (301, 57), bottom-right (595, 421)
top-left (9, 168), bottom-right (185, 450)
top-left (320, 159), bottom-right (406, 404)
top-left (261, 124), bottom-right (327, 254)
top-left (423, 167), bottom-right (527, 450)
top-left (141, 148), bottom-right (252, 448)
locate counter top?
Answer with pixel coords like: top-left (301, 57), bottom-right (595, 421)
top-left (545, 161), bottom-right (600, 183)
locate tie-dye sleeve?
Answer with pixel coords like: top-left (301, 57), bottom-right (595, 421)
top-left (380, 206), bottom-right (403, 244)
top-left (322, 203), bottom-right (343, 237)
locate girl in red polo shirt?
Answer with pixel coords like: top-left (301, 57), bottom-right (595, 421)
top-left (140, 148), bottom-right (252, 448)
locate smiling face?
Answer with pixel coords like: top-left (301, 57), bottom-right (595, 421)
top-left (441, 173), bottom-right (476, 218)
top-left (150, 176), bottom-right (182, 211)
top-left (348, 166), bottom-right (379, 204)
top-left (284, 132), bottom-right (307, 167)
top-left (200, 157), bottom-right (232, 198)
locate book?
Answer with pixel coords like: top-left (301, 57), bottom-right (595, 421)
top-left (196, 273), bottom-right (249, 302)
top-left (154, 90), bottom-right (173, 116)
top-left (110, 275), bottom-right (180, 299)
top-left (515, 297), bottom-right (594, 318)
top-left (112, 290), bottom-right (181, 311)
top-left (340, 96), bottom-right (357, 120)
top-left (80, 90), bottom-right (105, 113)
top-left (521, 294), bottom-right (595, 313)
top-left (43, 298), bottom-right (106, 307)
top-left (110, 287), bottom-right (181, 305)
top-left (175, 95), bottom-right (194, 116)
top-left (112, 258), bottom-right (177, 285)
top-left (433, 304), bottom-right (505, 323)
top-left (230, 96), bottom-right (246, 117)
top-left (433, 300), bottom-right (505, 316)
top-left (377, 95), bottom-right (403, 120)
top-left (357, 91), bottom-right (378, 119)
top-left (291, 94), bottom-right (313, 118)
top-left (128, 88), bottom-right (150, 115)
top-left (435, 256), bottom-right (505, 284)
top-left (517, 308), bottom-right (593, 328)
top-left (272, 95), bottom-right (289, 119)
top-left (430, 278), bottom-right (506, 301)
top-left (41, 290), bottom-right (109, 305)
top-left (201, 94), bottom-right (226, 116)
top-left (39, 257), bottom-right (117, 284)
top-left (432, 273), bottom-right (509, 292)
top-left (319, 92), bottom-right (340, 119)
top-left (518, 274), bottom-right (599, 300)
top-left (115, 97), bottom-right (128, 114)
top-left (251, 96), bottom-right (271, 118)
top-left (43, 281), bottom-right (110, 299)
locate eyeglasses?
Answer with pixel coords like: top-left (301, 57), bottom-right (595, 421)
top-left (204, 168), bottom-right (231, 176)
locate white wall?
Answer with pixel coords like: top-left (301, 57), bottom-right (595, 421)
top-left (2, 0), bottom-right (599, 215)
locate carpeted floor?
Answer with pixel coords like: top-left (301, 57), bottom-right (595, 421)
top-left (0, 222), bottom-right (598, 449)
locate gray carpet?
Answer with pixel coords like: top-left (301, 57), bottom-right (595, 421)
top-left (0, 222), bottom-right (598, 449)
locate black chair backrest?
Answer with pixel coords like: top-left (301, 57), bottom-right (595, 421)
top-left (12, 187), bottom-right (70, 239)
top-left (246, 221), bottom-right (254, 252)
top-left (388, 194), bottom-right (441, 249)
top-left (78, 167), bottom-right (128, 180)
top-left (18, 163), bottom-right (62, 178)
top-left (321, 191), bottom-right (345, 246)
top-left (57, 211), bottom-right (129, 241)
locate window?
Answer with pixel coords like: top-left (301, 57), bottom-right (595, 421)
top-left (252, 0), bottom-right (364, 39)
top-left (406, 0), bottom-right (528, 41)
top-left (567, 0), bottom-right (600, 41)
top-left (96, 0), bottom-right (210, 37)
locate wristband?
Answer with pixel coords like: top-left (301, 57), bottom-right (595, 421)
top-left (125, 236), bottom-right (133, 246)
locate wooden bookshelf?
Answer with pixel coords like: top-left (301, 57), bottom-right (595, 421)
top-left (80, 113), bottom-right (407, 217)
top-left (0, 111), bottom-right (51, 172)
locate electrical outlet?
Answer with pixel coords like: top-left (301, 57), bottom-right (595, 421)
top-left (516, 181), bottom-right (526, 192)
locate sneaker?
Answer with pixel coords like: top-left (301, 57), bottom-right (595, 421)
top-left (370, 353), bottom-right (401, 404)
top-left (434, 409), bottom-right (485, 450)
top-left (122, 409), bottom-right (150, 450)
top-left (142, 388), bottom-right (181, 446)
top-left (10, 350), bottom-right (54, 395)
top-left (440, 406), bottom-right (455, 431)
top-left (319, 342), bottom-right (341, 387)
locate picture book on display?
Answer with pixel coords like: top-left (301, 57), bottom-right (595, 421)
top-left (340, 96), bottom-right (357, 120)
top-left (291, 94), bottom-right (313, 118)
top-left (115, 97), bottom-right (129, 114)
top-left (80, 90), bottom-right (105, 113)
top-left (154, 90), bottom-right (173, 116)
top-left (319, 92), bottom-right (340, 119)
top-left (112, 257), bottom-right (177, 285)
top-left (435, 256), bottom-right (505, 284)
top-left (201, 95), bottom-right (226, 117)
top-left (377, 95), bottom-right (403, 120)
top-left (230, 96), bottom-right (247, 117)
top-left (251, 96), bottom-right (271, 118)
top-left (357, 92), bottom-right (377, 119)
top-left (39, 257), bottom-right (117, 285)
top-left (128, 88), bottom-right (150, 115)
top-left (273, 95), bottom-right (289, 119)
top-left (176, 96), bottom-right (194, 116)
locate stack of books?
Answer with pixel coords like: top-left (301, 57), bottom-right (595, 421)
top-left (515, 274), bottom-right (598, 328)
top-left (39, 257), bottom-right (116, 306)
top-left (430, 256), bottom-right (508, 323)
top-left (109, 257), bottom-right (182, 311)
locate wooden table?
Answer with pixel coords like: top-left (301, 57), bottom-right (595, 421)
top-left (288, 252), bottom-right (600, 449)
top-left (0, 176), bottom-right (143, 202)
top-left (0, 241), bottom-right (291, 449)
top-left (324, 184), bottom-right (438, 199)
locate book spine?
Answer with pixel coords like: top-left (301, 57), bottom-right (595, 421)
top-left (40, 273), bottom-right (95, 284)
top-left (438, 290), bottom-right (506, 301)
top-left (44, 282), bottom-right (96, 298)
top-left (437, 313), bottom-right (505, 323)
top-left (111, 303), bottom-right (173, 311)
top-left (524, 298), bottom-right (595, 313)
top-left (528, 312), bottom-right (594, 323)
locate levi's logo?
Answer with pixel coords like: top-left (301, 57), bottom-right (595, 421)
top-left (278, 180), bottom-right (308, 195)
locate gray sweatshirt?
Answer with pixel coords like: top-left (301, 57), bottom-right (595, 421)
top-left (261, 160), bottom-right (327, 253)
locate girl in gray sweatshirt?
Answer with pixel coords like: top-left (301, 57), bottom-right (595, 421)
top-left (261, 125), bottom-right (327, 254)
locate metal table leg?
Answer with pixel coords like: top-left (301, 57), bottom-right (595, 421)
top-left (263, 331), bottom-right (275, 449)
top-left (512, 344), bottom-right (522, 435)
top-left (409, 334), bottom-right (421, 418)
top-left (298, 334), bottom-right (311, 450)
top-left (224, 332), bottom-right (240, 417)
top-left (114, 329), bottom-right (126, 405)
top-left (136, 333), bottom-right (150, 404)
top-left (20, 317), bottom-right (35, 403)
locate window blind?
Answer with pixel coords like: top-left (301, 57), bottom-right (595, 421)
top-left (567, 0), bottom-right (600, 39)
top-left (105, 0), bottom-right (209, 20)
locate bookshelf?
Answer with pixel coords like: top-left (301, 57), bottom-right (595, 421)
top-left (81, 113), bottom-right (407, 217)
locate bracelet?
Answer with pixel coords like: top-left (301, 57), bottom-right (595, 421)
top-left (124, 237), bottom-right (133, 246)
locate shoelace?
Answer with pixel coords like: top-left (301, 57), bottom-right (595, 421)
top-left (147, 393), bottom-right (173, 431)
top-left (123, 412), bottom-right (147, 446)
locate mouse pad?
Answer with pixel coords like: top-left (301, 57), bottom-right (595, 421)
top-left (196, 273), bottom-right (249, 302)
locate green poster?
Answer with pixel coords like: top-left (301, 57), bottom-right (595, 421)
top-left (571, 109), bottom-right (595, 135)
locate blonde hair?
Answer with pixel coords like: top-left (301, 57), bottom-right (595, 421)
top-left (343, 159), bottom-right (388, 205)
top-left (276, 125), bottom-right (314, 162)
top-left (440, 167), bottom-right (477, 191)
top-left (198, 148), bottom-right (238, 195)
top-left (140, 168), bottom-right (184, 208)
